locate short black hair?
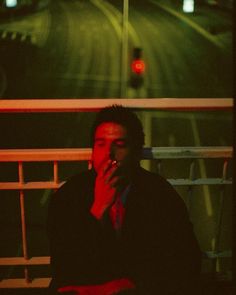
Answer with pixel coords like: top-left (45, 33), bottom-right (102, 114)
top-left (91, 105), bottom-right (145, 155)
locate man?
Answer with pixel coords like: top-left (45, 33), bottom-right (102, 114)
top-left (48, 105), bottom-right (201, 295)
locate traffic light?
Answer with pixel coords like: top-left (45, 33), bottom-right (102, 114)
top-left (130, 47), bottom-right (145, 89)
top-left (131, 59), bottom-right (145, 75)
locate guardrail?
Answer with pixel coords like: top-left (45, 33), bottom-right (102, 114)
top-left (0, 98), bottom-right (233, 112)
top-left (0, 146), bottom-right (233, 288)
top-left (0, 98), bottom-right (233, 288)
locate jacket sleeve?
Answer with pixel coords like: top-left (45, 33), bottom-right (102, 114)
top-left (131, 171), bottom-right (202, 295)
top-left (147, 177), bottom-right (202, 295)
top-left (47, 173), bottom-right (104, 291)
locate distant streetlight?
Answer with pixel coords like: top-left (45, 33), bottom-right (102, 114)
top-left (121, 0), bottom-right (129, 98)
top-left (183, 0), bottom-right (194, 13)
top-left (5, 0), bottom-right (17, 8)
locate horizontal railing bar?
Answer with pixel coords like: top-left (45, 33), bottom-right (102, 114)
top-left (0, 98), bottom-right (233, 113)
top-left (0, 278), bottom-right (51, 288)
top-left (0, 178), bottom-right (232, 190)
top-left (169, 178), bottom-right (232, 186)
top-left (0, 249), bottom-right (231, 267)
top-left (0, 256), bottom-right (50, 266)
top-left (0, 147), bottom-right (232, 162)
top-left (142, 146), bottom-right (233, 159)
top-left (204, 250), bottom-right (232, 259)
top-left (0, 148), bottom-right (91, 162)
top-left (0, 181), bottom-right (63, 190)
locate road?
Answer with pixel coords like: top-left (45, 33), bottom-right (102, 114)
top-left (128, 0), bottom-right (232, 98)
top-left (0, 0), bottom-right (233, 98)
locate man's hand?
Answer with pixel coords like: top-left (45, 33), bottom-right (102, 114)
top-left (90, 160), bottom-right (122, 220)
top-left (58, 278), bottom-right (135, 294)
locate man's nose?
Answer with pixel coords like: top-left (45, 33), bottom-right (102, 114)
top-left (109, 144), bottom-right (116, 160)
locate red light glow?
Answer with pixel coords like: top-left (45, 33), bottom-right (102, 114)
top-left (131, 59), bottom-right (145, 74)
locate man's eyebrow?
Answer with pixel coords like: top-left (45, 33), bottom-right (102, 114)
top-left (94, 137), bottom-right (127, 141)
top-left (114, 138), bottom-right (127, 142)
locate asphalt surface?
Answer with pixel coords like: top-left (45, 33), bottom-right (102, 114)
top-left (0, 0), bottom-right (232, 52)
top-left (0, 0), bottom-right (233, 99)
top-left (156, 0), bottom-right (232, 50)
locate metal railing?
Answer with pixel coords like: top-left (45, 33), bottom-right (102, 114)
top-left (0, 98), bottom-right (233, 112)
top-left (0, 146), bottom-right (233, 288)
top-left (0, 98), bottom-right (233, 288)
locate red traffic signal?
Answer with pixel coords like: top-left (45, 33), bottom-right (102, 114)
top-left (130, 47), bottom-right (145, 88)
top-left (131, 59), bottom-right (145, 75)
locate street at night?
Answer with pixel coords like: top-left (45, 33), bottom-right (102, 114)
top-left (0, 0), bottom-right (234, 294)
top-left (0, 0), bottom-right (233, 98)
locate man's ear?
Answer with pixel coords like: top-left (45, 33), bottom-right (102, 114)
top-left (88, 160), bottom-right (93, 170)
top-left (89, 149), bottom-right (94, 169)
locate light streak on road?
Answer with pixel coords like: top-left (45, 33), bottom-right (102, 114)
top-left (151, 0), bottom-right (226, 50)
top-left (91, 0), bottom-right (122, 40)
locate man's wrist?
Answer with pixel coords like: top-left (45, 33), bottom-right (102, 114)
top-left (103, 278), bottom-right (136, 294)
top-left (90, 203), bottom-right (105, 220)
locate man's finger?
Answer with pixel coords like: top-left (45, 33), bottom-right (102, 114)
top-left (103, 159), bottom-right (117, 176)
top-left (102, 159), bottom-right (122, 182)
top-left (105, 165), bottom-right (120, 183)
top-left (108, 176), bottom-right (120, 188)
top-left (109, 176), bottom-right (128, 193)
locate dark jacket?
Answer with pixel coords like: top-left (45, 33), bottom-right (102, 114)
top-left (47, 167), bottom-right (201, 294)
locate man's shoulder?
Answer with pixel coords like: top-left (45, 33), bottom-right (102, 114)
top-left (135, 167), bottom-right (184, 205)
top-left (135, 167), bottom-right (171, 188)
top-left (134, 168), bottom-right (190, 222)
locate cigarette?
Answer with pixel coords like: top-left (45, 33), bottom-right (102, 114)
top-left (111, 160), bottom-right (118, 166)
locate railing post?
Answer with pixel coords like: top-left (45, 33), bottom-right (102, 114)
top-left (18, 161), bottom-right (30, 283)
top-left (141, 112), bottom-right (152, 171)
top-left (157, 160), bottom-right (162, 175)
top-left (53, 161), bottom-right (59, 185)
top-left (187, 161), bottom-right (196, 211)
top-left (213, 160), bottom-right (228, 275)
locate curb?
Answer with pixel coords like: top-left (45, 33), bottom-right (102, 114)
top-left (0, 30), bottom-right (33, 44)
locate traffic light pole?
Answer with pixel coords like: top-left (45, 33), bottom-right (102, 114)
top-left (121, 0), bottom-right (129, 98)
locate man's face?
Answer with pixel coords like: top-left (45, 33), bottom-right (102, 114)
top-left (92, 122), bottom-right (132, 174)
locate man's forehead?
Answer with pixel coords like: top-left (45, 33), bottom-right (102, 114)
top-left (95, 122), bottom-right (128, 138)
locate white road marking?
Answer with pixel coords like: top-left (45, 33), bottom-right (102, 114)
top-left (150, 0), bottom-right (227, 50)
